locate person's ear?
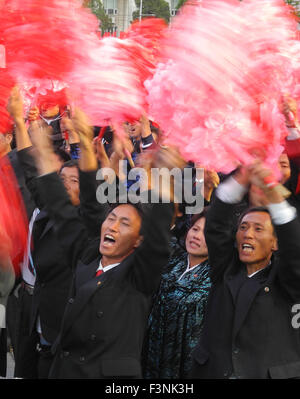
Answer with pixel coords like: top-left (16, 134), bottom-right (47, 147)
top-left (272, 237), bottom-right (278, 252)
top-left (134, 235), bottom-right (144, 249)
top-left (5, 134), bottom-right (13, 146)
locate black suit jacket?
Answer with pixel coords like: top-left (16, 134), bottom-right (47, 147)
top-left (37, 172), bottom-right (174, 379)
top-left (190, 196), bottom-right (300, 379)
top-left (7, 149), bottom-right (35, 220)
top-left (17, 147), bottom-right (105, 344)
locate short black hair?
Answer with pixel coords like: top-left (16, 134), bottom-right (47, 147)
top-left (59, 159), bottom-right (79, 174)
top-left (54, 148), bottom-right (71, 163)
top-left (190, 206), bottom-right (209, 228)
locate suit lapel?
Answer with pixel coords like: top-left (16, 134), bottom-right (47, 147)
top-left (62, 257), bottom-right (116, 336)
top-left (232, 277), bottom-right (262, 340)
top-left (225, 265), bottom-right (263, 341)
top-left (231, 263), bottom-right (274, 340)
top-left (39, 219), bottom-right (55, 240)
top-left (225, 267), bottom-right (247, 305)
top-left (32, 210), bottom-right (55, 242)
top-left (34, 209), bottom-right (48, 222)
top-left (75, 257), bottom-right (100, 290)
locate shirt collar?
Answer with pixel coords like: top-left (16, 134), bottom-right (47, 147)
top-left (97, 260), bottom-right (120, 273)
top-left (247, 261), bottom-right (272, 278)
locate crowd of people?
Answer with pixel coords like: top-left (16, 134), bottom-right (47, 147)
top-left (0, 85), bottom-right (300, 380)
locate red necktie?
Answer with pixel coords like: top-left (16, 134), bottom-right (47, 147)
top-left (96, 269), bottom-right (103, 277)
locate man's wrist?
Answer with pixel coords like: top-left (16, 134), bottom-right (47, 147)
top-left (216, 176), bottom-right (248, 204)
top-left (267, 200), bottom-right (297, 225)
top-left (14, 117), bottom-right (25, 126)
top-left (261, 183), bottom-right (290, 204)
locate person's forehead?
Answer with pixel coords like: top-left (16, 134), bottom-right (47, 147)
top-left (111, 204), bottom-right (141, 221)
top-left (60, 166), bottom-right (78, 177)
top-left (279, 154), bottom-right (290, 164)
top-left (241, 211), bottom-right (272, 226)
top-left (279, 153), bottom-right (289, 161)
top-left (192, 217), bottom-right (205, 229)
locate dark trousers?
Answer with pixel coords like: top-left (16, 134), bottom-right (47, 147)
top-left (37, 344), bottom-right (54, 379)
top-left (0, 329), bottom-right (7, 377)
top-left (6, 283), bottom-right (39, 379)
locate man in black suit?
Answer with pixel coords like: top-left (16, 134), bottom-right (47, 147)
top-left (6, 90), bottom-right (105, 378)
top-left (29, 109), bottom-right (182, 379)
top-left (0, 228), bottom-right (15, 377)
top-left (190, 161), bottom-right (300, 379)
top-left (0, 118), bottom-right (35, 378)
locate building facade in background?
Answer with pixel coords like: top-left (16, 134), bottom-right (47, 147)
top-left (102, 0), bottom-right (137, 33)
top-left (101, 0), bottom-right (180, 35)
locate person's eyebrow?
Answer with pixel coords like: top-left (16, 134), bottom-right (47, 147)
top-left (241, 221), bottom-right (265, 227)
top-left (120, 217), bottom-right (131, 223)
top-left (254, 222), bottom-right (265, 227)
top-left (108, 212), bottom-right (130, 222)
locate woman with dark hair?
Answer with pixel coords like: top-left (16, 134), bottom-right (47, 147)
top-left (142, 209), bottom-right (212, 379)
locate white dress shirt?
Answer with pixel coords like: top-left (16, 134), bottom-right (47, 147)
top-left (217, 176), bottom-right (296, 225)
top-left (96, 260), bottom-right (120, 274)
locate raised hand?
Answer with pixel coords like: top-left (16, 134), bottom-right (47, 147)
top-left (27, 106), bottom-right (40, 122)
top-left (29, 120), bottom-right (60, 175)
top-left (71, 108), bottom-right (97, 171)
top-left (71, 107), bottom-right (94, 147)
top-left (7, 86), bottom-right (24, 123)
top-left (248, 160), bottom-right (290, 204)
top-left (143, 146), bottom-right (186, 202)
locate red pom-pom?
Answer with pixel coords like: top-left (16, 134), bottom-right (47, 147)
top-left (0, 0), bottom-right (99, 82)
top-left (0, 156), bottom-right (28, 276)
top-left (0, 66), bottom-right (15, 135)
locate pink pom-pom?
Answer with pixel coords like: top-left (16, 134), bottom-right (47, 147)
top-left (67, 37), bottom-right (147, 126)
top-left (146, 0), bottom-right (299, 173)
top-left (67, 18), bottom-right (167, 126)
top-left (68, 17), bottom-right (167, 127)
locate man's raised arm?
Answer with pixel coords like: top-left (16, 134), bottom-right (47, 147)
top-left (204, 167), bottom-right (249, 282)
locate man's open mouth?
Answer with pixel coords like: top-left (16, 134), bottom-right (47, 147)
top-left (104, 234), bottom-right (116, 244)
top-left (242, 243), bottom-right (254, 253)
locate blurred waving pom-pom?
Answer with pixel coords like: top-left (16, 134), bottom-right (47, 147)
top-left (0, 157), bottom-right (28, 276)
top-left (36, 87), bottom-right (69, 114)
top-left (146, 0), bottom-right (299, 173)
top-left (123, 18), bottom-right (167, 66)
top-left (20, 80), bottom-right (69, 117)
top-left (68, 17), bottom-right (166, 126)
top-left (0, 67), bottom-right (15, 135)
top-left (68, 37), bottom-right (148, 127)
top-left (0, 0), bottom-right (100, 82)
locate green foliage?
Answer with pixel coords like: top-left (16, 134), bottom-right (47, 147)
top-left (133, 0), bottom-right (171, 23)
top-left (176, 0), bottom-right (187, 10)
top-left (285, 0), bottom-right (300, 18)
top-left (85, 0), bottom-right (114, 33)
